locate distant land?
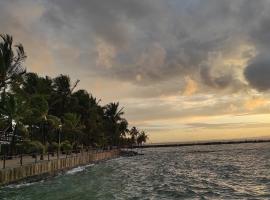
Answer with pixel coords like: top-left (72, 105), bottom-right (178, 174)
top-left (138, 137), bottom-right (270, 148)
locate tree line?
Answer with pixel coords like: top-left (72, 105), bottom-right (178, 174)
top-left (0, 34), bottom-right (148, 156)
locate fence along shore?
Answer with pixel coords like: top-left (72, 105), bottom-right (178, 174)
top-left (0, 148), bottom-right (120, 186)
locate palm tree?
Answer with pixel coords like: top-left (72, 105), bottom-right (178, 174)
top-left (22, 73), bottom-right (53, 99)
top-left (63, 113), bottom-right (84, 146)
top-left (46, 115), bottom-right (61, 143)
top-left (119, 119), bottom-right (129, 137)
top-left (104, 102), bottom-right (126, 146)
top-left (53, 75), bottom-right (79, 97)
top-left (137, 131), bottom-right (148, 146)
top-left (28, 95), bottom-right (50, 142)
top-left (0, 34), bottom-right (26, 95)
top-left (50, 74), bottom-right (79, 117)
top-left (0, 93), bottom-right (30, 155)
top-left (104, 102), bottom-right (124, 123)
top-left (129, 126), bottom-right (140, 146)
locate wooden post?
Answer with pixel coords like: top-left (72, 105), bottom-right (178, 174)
top-left (3, 154), bottom-right (6, 169)
top-left (20, 154), bottom-right (23, 166)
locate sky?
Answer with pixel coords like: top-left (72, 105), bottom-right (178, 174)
top-left (1, 0), bottom-right (270, 143)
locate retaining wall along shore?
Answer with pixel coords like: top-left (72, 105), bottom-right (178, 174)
top-left (0, 150), bottom-right (120, 185)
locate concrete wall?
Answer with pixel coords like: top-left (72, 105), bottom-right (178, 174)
top-left (0, 150), bottom-right (120, 185)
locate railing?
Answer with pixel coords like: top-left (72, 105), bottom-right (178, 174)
top-left (0, 147), bottom-right (118, 169)
top-left (0, 128), bottom-right (22, 144)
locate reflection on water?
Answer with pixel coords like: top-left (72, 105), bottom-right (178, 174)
top-left (1, 143), bottom-right (270, 199)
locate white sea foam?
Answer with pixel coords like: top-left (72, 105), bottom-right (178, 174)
top-left (5, 180), bottom-right (44, 189)
top-left (66, 164), bottom-right (94, 175)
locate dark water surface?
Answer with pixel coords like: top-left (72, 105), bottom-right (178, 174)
top-left (1, 143), bottom-right (270, 199)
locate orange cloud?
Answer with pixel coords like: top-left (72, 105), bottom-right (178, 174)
top-left (183, 76), bottom-right (198, 96)
top-left (244, 97), bottom-right (268, 111)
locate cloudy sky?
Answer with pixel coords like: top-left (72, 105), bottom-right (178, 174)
top-left (2, 0), bottom-right (270, 143)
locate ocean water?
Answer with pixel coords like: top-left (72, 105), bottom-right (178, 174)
top-left (1, 143), bottom-right (270, 199)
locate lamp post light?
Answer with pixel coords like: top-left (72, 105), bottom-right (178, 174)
top-left (58, 124), bottom-right (62, 159)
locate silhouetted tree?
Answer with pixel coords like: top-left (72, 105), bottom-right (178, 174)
top-left (0, 34), bottom-right (26, 92)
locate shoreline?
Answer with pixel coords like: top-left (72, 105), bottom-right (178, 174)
top-left (0, 150), bottom-right (121, 186)
top-left (3, 155), bottom-right (117, 187)
top-left (137, 139), bottom-right (270, 148)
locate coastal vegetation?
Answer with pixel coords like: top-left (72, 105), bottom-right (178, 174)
top-left (0, 34), bottom-right (148, 156)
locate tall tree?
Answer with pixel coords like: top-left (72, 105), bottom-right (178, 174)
top-left (0, 34), bottom-right (26, 95)
top-left (104, 102), bottom-right (126, 146)
top-left (129, 126), bottom-right (140, 146)
top-left (50, 74), bottom-right (79, 117)
top-left (22, 73), bottom-right (53, 99)
top-left (0, 93), bottom-right (30, 154)
top-left (137, 131), bottom-right (148, 146)
top-left (62, 113), bottom-right (84, 145)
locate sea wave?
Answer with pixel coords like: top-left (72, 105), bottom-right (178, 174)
top-left (66, 163), bottom-right (95, 175)
top-left (5, 180), bottom-right (44, 189)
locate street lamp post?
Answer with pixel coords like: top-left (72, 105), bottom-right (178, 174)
top-left (58, 125), bottom-right (62, 159)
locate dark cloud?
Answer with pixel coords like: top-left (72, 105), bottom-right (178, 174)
top-left (244, 16), bottom-right (270, 91)
top-left (244, 56), bottom-right (270, 91)
top-left (1, 0), bottom-right (270, 94)
top-left (39, 0), bottom-right (247, 88)
top-left (42, 0), bottom-right (165, 47)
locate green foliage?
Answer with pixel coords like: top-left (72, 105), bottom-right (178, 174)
top-left (30, 95), bottom-right (48, 121)
top-left (47, 115), bottom-right (61, 129)
top-left (61, 140), bottom-right (73, 152)
top-left (17, 140), bottom-right (45, 154)
top-left (22, 73), bottom-right (53, 98)
top-left (48, 142), bottom-right (59, 153)
top-left (0, 34), bottom-right (26, 92)
top-left (0, 93), bottom-right (29, 123)
top-left (137, 131), bottom-right (148, 145)
top-left (63, 113), bottom-right (81, 130)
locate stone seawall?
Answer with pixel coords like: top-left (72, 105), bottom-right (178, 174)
top-left (0, 150), bottom-right (120, 185)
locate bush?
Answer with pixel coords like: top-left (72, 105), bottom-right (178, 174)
top-left (73, 143), bottom-right (83, 153)
top-left (17, 140), bottom-right (45, 155)
top-left (30, 141), bottom-right (44, 154)
top-left (48, 142), bottom-right (59, 153)
top-left (61, 140), bottom-right (73, 153)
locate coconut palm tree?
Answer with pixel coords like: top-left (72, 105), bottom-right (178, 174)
top-left (0, 34), bottom-right (26, 95)
top-left (0, 93), bottom-right (30, 155)
top-left (22, 72), bottom-right (53, 99)
top-left (62, 113), bottom-right (84, 146)
top-left (50, 75), bottom-right (79, 117)
top-left (46, 115), bottom-right (61, 143)
top-left (129, 126), bottom-right (140, 146)
top-left (104, 102), bottom-right (124, 123)
top-left (104, 102), bottom-right (126, 146)
top-left (137, 131), bottom-right (148, 146)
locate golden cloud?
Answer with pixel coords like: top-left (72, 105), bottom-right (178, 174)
top-left (244, 97), bottom-right (268, 111)
top-left (183, 76), bottom-right (198, 96)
